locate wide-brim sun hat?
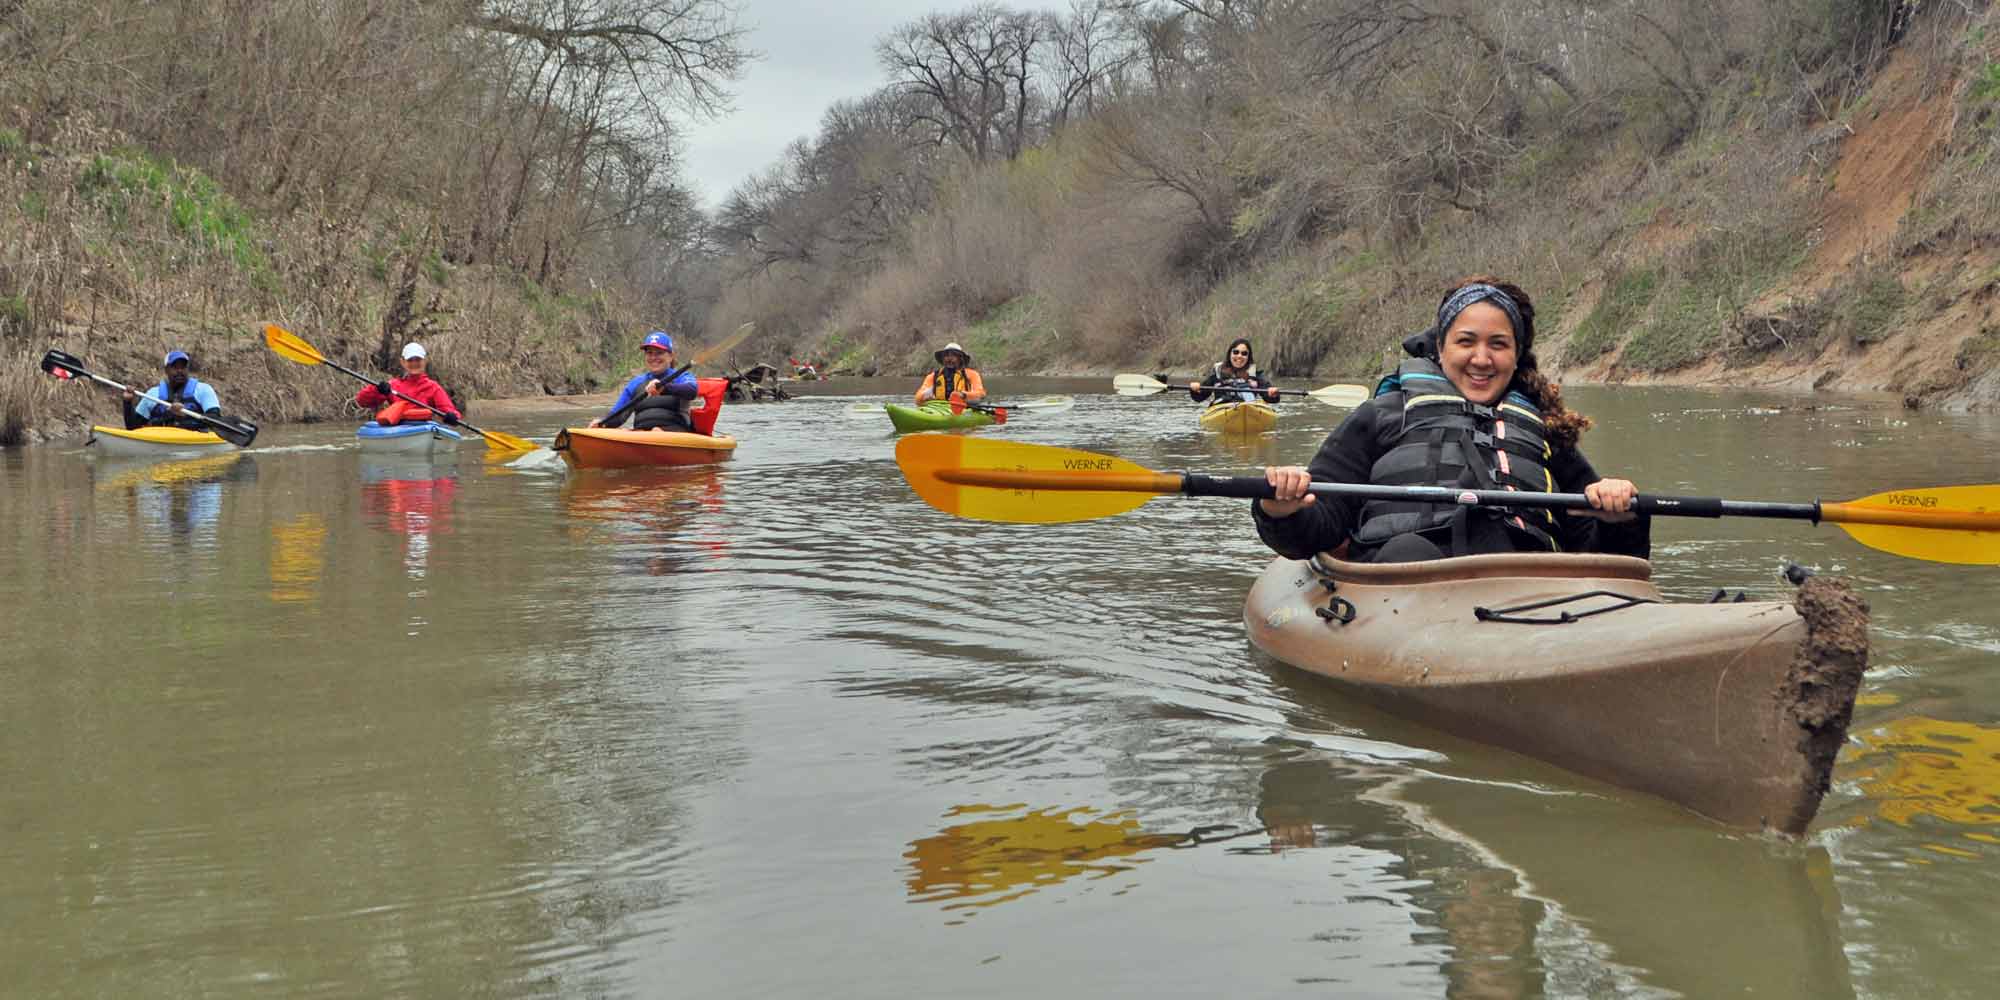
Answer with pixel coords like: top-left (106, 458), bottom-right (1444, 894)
top-left (933, 342), bottom-right (971, 365)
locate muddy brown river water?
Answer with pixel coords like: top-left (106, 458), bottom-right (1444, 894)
top-left (2, 379), bottom-right (1997, 997)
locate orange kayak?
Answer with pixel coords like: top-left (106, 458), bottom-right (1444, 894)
top-left (553, 427), bottom-right (737, 469)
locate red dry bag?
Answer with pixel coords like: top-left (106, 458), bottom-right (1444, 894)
top-left (690, 377), bottom-right (727, 435)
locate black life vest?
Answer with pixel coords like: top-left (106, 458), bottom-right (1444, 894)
top-left (1207, 363), bottom-right (1263, 404)
top-left (1352, 358), bottom-right (1560, 554)
top-left (931, 367), bottom-right (972, 399)
top-left (632, 385), bottom-right (691, 432)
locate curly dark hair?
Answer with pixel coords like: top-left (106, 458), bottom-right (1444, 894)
top-left (1448, 274), bottom-right (1592, 451)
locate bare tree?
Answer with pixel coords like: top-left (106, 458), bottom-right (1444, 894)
top-left (876, 4), bottom-right (1045, 162)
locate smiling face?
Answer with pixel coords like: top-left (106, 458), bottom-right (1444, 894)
top-left (642, 346), bottom-right (673, 373)
top-left (1226, 345), bottom-right (1250, 367)
top-left (400, 354), bottom-right (427, 377)
top-left (1439, 301), bottom-right (1518, 405)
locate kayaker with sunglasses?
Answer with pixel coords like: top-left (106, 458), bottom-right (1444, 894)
top-left (1189, 339), bottom-right (1281, 405)
top-left (1253, 276), bottom-right (1647, 563)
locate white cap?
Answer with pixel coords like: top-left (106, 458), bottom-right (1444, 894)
top-left (401, 342), bottom-right (427, 360)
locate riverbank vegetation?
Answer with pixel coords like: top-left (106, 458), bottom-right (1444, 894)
top-left (0, 0), bottom-right (745, 441)
top-left (7, 1), bottom-right (2000, 444)
top-left (707, 1), bottom-right (2000, 409)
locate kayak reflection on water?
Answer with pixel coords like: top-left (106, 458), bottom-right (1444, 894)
top-left (560, 466), bottom-right (727, 575)
top-left (360, 458), bottom-right (457, 581)
top-left (1254, 672), bottom-right (1855, 999)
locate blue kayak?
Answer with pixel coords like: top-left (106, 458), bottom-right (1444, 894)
top-left (355, 421), bottom-right (463, 456)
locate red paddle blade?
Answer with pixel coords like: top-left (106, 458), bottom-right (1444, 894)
top-left (949, 399), bottom-right (967, 415)
top-left (991, 407), bottom-right (1007, 424)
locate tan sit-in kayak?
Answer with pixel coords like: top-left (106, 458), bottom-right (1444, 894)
top-left (1199, 401), bottom-right (1278, 435)
top-left (88, 424), bottom-right (238, 458)
top-left (1244, 552), bottom-right (1868, 837)
top-left (553, 427), bottom-right (737, 469)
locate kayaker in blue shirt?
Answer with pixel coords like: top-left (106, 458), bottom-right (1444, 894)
top-left (1254, 276), bottom-right (1647, 563)
top-left (122, 350), bottom-right (224, 431)
top-left (1188, 339), bottom-right (1281, 406)
top-left (591, 331), bottom-right (699, 432)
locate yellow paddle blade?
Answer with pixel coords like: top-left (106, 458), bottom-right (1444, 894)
top-left (1824, 485), bottom-right (2000, 565)
top-left (474, 427), bottom-right (539, 453)
top-left (895, 435), bottom-right (1177, 523)
top-left (262, 323), bottom-right (328, 366)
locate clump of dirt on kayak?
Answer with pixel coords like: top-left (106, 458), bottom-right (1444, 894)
top-left (1779, 576), bottom-right (1870, 829)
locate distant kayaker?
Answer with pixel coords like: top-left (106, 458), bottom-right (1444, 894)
top-left (591, 330), bottom-right (698, 432)
top-left (915, 342), bottom-right (986, 406)
top-left (1188, 339), bottom-right (1281, 405)
top-left (122, 350), bottom-right (225, 431)
top-left (1255, 276), bottom-right (1647, 563)
top-left (356, 342), bottom-right (461, 426)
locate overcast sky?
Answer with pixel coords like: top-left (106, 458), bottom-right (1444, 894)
top-left (678, 0), bottom-right (986, 209)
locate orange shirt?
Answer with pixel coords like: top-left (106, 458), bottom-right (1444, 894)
top-left (916, 368), bottom-right (985, 404)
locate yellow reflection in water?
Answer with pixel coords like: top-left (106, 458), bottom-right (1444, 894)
top-left (904, 804), bottom-right (1183, 910)
top-left (93, 452), bottom-right (245, 491)
top-left (1849, 716), bottom-right (2000, 839)
top-left (269, 514), bottom-right (328, 604)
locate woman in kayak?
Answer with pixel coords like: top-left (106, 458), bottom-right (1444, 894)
top-left (122, 349), bottom-right (224, 430)
top-left (591, 330), bottom-right (698, 431)
top-left (914, 342), bottom-right (986, 406)
top-left (1254, 276), bottom-right (1646, 563)
top-left (356, 342), bottom-right (461, 426)
top-left (1188, 339), bottom-right (1281, 406)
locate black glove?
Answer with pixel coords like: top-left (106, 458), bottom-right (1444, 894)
top-left (375, 381), bottom-right (393, 396)
top-left (439, 411), bottom-right (459, 425)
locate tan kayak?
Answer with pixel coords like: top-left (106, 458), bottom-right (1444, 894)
top-left (1243, 552), bottom-right (1868, 837)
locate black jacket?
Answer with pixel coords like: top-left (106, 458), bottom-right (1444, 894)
top-left (1190, 366), bottom-right (1275, 404)
top-left (1251, 395), bottom-right (1650, 561)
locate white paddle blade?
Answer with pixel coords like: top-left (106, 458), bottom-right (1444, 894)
top-left (1111, 373), bottom-right (1169, 394)
top-left (1015, 395), bottom-right (1075, 413)
top-left (1307, 384), bottom-right (1370, 408)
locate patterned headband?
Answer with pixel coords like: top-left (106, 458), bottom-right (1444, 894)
top-left (1435, 283), bottom-right (1528, 352)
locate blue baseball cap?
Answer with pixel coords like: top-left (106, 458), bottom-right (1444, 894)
top-left (640, 331), bottom-right (674, 352)
top-left (163, 350), bottom-right (190, 367)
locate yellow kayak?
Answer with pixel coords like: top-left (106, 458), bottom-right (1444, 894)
top-left (87, 424), bottom-right (239, 458)
top-left (1198, 401), bottom-right (1278, 435)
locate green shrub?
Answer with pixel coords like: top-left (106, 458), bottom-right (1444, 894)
top-left (1563, 268), bottom-right (1657, 365)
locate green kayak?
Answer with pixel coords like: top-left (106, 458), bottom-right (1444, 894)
top-left (885, 400), bottom-right (995, 433)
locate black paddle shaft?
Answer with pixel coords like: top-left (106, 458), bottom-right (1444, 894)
top-left (1176, 474), bottom-right (1824, 522)
top-left (40, 349), bottom-right (259, 447)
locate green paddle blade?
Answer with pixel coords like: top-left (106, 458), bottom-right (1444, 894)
top-left (896, 435), bottom-right (1168, 523)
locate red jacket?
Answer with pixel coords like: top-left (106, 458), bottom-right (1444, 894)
top-left (356, 372), bottom-right (459, 418)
